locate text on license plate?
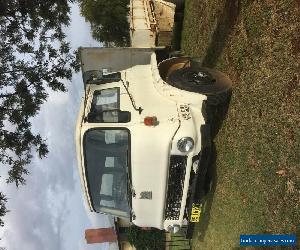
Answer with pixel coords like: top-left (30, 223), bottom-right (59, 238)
top-left (190, 203), bottom-right (202, 222)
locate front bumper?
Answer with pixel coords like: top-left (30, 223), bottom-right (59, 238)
top-left (163, 120), bottom-right (212, 235)
top-left (185, 132), bottom-right (212, 239)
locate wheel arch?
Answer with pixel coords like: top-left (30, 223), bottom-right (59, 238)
top-left (157, 57), bottom-right (233, 105)
top-left (151, 55), bottom-right (207, 106)
top-left (158, 57), bottom-right (191, 81)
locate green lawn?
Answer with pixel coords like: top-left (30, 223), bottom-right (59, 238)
top-left (180, 0), bottom-right (300, 249)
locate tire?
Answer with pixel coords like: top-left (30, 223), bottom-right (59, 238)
top-left (167, 60), bottom-right (232, 105)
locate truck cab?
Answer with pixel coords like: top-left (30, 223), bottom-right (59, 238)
top-left (75, 47), bottom-right (232, 236)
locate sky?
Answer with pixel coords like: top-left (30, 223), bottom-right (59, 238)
top-left (0, 4), bottom-right (116, 250)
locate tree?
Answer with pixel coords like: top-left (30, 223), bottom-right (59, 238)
top-left (0, 0), bottom-right (80, 226)
top-left (78, 0), bottom-right (130, 46)
top-left (0, 193), bottom-right (8, 227)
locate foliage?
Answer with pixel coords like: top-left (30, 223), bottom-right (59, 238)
top-left (126, 226), bottom-right (165, 250)
top-left (0, 0), bottom-right (80, 226)
top-left (78, 0), bottom-right (130, 46)
top-left (0, 193), bottom-right (9, 227)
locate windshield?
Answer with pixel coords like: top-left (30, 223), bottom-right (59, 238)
top-left (83, 129), bottom-right (130, 218)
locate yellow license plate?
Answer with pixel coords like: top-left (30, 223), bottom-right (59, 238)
top-left (190, 203), bottom-right (202, 222)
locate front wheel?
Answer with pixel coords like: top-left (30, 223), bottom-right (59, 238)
top-left (167, 60), bottom-right (232, 105)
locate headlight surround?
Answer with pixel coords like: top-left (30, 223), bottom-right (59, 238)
top-left (166, 224), bottom-right (181, 234)
top-left (177, 137), bottom-right (194, 152)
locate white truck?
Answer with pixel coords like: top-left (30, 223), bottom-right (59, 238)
top-left (75, 47), bottom-right (232, 237)
top-left (130, 0), bottom-right (177, 47)
top-left (130, 0), bottom-right (185, 48)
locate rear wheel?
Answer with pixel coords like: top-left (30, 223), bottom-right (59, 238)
top-left (167, 59), bottom-right (232, 105)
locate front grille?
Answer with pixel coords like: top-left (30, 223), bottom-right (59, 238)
top-left (165, 155), bottom-right (187, 220)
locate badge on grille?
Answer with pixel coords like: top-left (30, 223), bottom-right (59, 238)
top-left (140, 191), bottom-right (152, 199)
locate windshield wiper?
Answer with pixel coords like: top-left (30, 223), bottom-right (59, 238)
top-left (126, 149), bottom-right (135, 200)
top-left (126, 150), bottom-right (136, 221)
top-left (126, 171), bottom-right (136, 220)
top-left (126, 171), bottom-right (136, 199)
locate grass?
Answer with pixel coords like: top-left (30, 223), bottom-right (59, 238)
top-left (180, 0), bottom-right (300, 249)
top-left (168, 233), bottom-right (192, 250)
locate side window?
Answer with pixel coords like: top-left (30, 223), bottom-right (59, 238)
top-left (87, 88), bottom-right (131, 123)
top-left (95, 89), bottom-right (118, 111)
top-left (88, 88), bottom-right (119, 123)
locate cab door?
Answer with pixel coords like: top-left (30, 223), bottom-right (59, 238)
top-left (119, 81), bottom-right (141, 124)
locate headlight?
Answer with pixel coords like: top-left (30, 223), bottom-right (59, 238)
top-left (166, 224), bottom-right (181, 234)
top-left (177, 137), bottom-right (194, 152)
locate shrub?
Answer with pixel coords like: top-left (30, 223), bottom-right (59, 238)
top-left (126, 225), bottom-right (165, 250)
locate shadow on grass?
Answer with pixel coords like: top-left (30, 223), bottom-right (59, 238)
top-left (194, 93), bottom-right (232, 242)
top-left (191, 0), bottom-right (240, 237)
top-left (171, 1), bottom-right (186, 51)
top-left (209, 90), bottom-right (232, 138)
top-left (172, 19), bottom-right (184, 51)
top-left (202, 0), bottom-right (241, 68)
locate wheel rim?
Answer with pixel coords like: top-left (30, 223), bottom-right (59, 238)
top-left (182, 70), bottom-right (216, 85)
